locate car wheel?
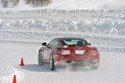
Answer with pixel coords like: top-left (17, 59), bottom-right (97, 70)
top-left (38, 52), bottom-right (43, 66)
top-left (49, 55), bottom-right (55, 71)
top-left (89, 62), bottom-right (99, 70)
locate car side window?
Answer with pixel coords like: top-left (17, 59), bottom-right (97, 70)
top-left (48, 39), bottom-right (58, 47)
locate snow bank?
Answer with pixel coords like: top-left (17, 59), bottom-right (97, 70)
top-left (0, 10), bottom-right (125, 54)
top-left (0, 64), bottom-right (23, 83)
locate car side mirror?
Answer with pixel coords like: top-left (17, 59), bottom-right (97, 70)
top-left (88, 43), bottom-right (91, 46)
top-left (42, 42), bottom-right (47, 46)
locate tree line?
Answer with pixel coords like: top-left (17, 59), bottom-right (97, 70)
top-left (0, 0), bottom-right (52, 8)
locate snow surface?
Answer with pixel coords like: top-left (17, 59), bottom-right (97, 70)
top-left (0, 39), bottom-right (125, 83)
top-left (0, 8), bottom-right (125, 83)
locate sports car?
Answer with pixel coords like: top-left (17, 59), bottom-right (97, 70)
top-left (38, 37), bottom-right (100, 70)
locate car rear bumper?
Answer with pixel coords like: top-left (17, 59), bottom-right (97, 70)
top-left (55, 54), bottom-right (100, 62)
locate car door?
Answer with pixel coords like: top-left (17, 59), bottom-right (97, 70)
top-left (42, 39), bottom-right (58, 61)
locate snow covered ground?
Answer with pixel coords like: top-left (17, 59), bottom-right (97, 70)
top-left (0, 7), bottom-right (125, 83)
top-left (0, 40), bottom-right (125, 83)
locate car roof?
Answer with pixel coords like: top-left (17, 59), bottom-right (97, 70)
top-left (56, 37), bottom-right (85, 40)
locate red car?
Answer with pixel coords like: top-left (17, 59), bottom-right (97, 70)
top-left (38, 37), bottom-right (100, 70)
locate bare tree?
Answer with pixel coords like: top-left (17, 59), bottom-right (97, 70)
top-left (25, 0), bottom-right (52, 7)
top-left (0, 0), bottom-right (19, 8)
top-left (0, 0), bottom-right (52, 8)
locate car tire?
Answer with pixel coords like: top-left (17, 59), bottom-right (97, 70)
top-left (49, 55), bottom-right (55, 71)
top-left (89, 62), bottom-right (99, 70)
top-left (38, 52), bottom-right (43, 66)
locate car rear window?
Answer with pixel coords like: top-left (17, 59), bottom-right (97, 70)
top-left (60, 39), bottom-right (88, 46)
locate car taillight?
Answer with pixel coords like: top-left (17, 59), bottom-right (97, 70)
top-left (58, 50), bottom-right (71, 55)
top-left (89, 48), bottom-right (97, 53)
top-left (75, 50), bottom-right (85, 54)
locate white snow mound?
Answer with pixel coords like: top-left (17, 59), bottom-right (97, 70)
top-left (0, 64), bottom-right (23, 83)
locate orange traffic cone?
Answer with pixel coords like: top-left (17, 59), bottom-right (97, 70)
top-left (12, 75), bottom-right (17, 83)
top-left (19, 58), bottom-right (25, 66)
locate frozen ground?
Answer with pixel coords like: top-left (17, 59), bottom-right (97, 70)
top-left (0, 41), bottom-right (125, 83)
top-left (0, 9), bottom-right (125, 83)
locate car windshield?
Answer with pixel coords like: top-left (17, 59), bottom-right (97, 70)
top-left (60, 38), bottom-right (88, 46)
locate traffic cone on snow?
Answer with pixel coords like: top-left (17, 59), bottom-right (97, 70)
top-left (12, 75), bottom-right (17, 83)
top-left (19, 57), bottom-right (25, 66)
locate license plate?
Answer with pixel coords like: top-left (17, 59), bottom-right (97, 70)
top-left (75, 50), bottom-right (84, 54)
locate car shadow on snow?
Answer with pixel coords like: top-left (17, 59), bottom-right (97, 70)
top-left (20, 63), bottom-right (95, 72)
top-left (20, 64), bottom-right (53, 72)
